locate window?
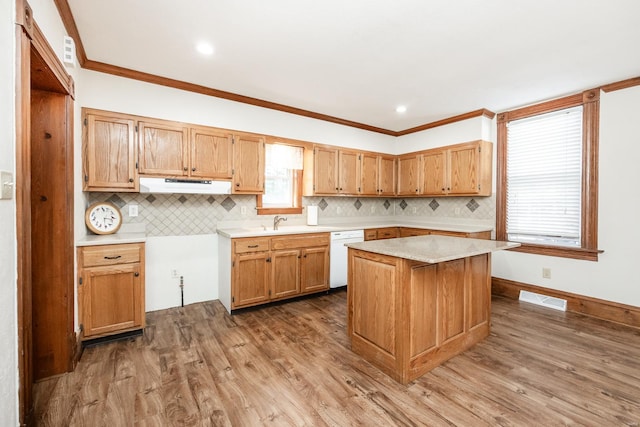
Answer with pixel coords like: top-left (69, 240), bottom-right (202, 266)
top-left (257, 143), bottom-right (304, 215)
top-left (496, 89), bottom-right (601, 261)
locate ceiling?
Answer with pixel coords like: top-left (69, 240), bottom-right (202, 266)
top-left (65, 0), bottom-right (640, 133)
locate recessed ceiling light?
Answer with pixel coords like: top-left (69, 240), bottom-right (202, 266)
top-left (396, 105), bottom-right (407, 114)
top-left (196, 42), bottom-right (214, 56)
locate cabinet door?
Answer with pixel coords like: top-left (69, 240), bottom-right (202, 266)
top-left (301, 246), bottom-right (329, 293)
top-left (83, 112), bottom-right (137, 191)
top-left (233, 252), bottom-right (270, 308)
top-left (448, 143), bottom-right (480, 195)
top-left (190, 127), bottom-right (233, 179)
top-left (397, 154), bottom-right (421, 196)
top-left (338, 150), bottom-right (360, 194)
top-left (138, 121), bottom-right (189, 176)
top-left (313, 146), bottom-right (339, 194)
top-left (378, 155), bottom-right (396, 196)
top-left (360, 153), bottom-right (379, 196)
top-left (81, 263), bottom-right (143, 337)
top-left (233, 133), bottom-right (265, 193)
top-left (422, 149), bottom-right (447, 195)
top-left (272, 249), bottom-right (300, 299)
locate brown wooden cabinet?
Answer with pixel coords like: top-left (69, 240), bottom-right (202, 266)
top-left (307, 146), bottom-right (361, 195)
top-left (232, 133), bottom-right (265, 193)
top-left (421, 141), bottom-right (492, 196)
top-left (397, 154), bottom-right (421, 196)
top-left (82, 109), bottom-right (138, 192)
top-left (400, 227), bottom-right (491, 239)
top-left (348, 248), bottom-right (491, 384)
top-left (361, 153), bottom-right (396, 196)
top-left (190, 126), bottom-right (233, 179)
top-left (231, 233), bottom-right (329, 309)
top-left (77, 243), bottom-right (145, 339)
top-left (138, 120), bottom-right (189, 176)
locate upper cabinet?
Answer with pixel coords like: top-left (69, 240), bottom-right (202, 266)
top-left (82, 109), bottom-right (138, 192)
top-left (397, 153), bottom-right (421, 196)
top-left (338, 149), bottom-right (360, 194)
top-left (138, 120), bottom-right (189, 176)
top-left (232, 133), bottom-right (265, 193)
top-left (83, 108), bottom-right (491, 198)
top-left (361, 153), bottom-right (396, 196)
top-left (190, 126), bottom-right (233, 179)
top-left (307, 146), bottom-right (360, 195)
top-left (421, 141), bottom-right (492, 196)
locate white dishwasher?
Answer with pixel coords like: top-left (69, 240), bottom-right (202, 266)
top-left (330, 230), bottom-right (365, 288)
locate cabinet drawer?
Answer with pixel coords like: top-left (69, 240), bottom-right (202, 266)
top-left (376, 227), bottom-right (399, 239)
top-left (234, 238), bottom-right (270, 254)
top-left (271, 233), bottom-right (330, 250)
top-left (364, 230), bottom-right (378, 241)
top-left (399, 227), bottom-right (431, 237)
top-left (80, 243), bottom-right (142, 267)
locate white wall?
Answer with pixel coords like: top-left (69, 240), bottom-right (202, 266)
top-left (78, 70), bottom-right (395, 153)
top-left (492, 86), bottom-right (640, 307)
top-left (145, 235), bottom-right (218, 311)
top-left (0, 0), bottom-right (17, 423)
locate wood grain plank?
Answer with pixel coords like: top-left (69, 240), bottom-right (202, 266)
top-left (33, 292), bottom-right (640, 425)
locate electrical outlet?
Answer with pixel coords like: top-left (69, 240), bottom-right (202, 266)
top-left (241, 206), bottom-right (247, 215)
top-left (412, 207), bottom-right (417, 214)
top-left (171, 269), bottom-right (179, 278)
top-left (370, 206), bottom-right (375, 213)
top-left (337, 206), bottom-right (342, 214)
top-left (542, 268), bottom-right (551, 279)
top-left (455, 207), bottom-right (461, 215)
top-left (129, 204), bottom-right (139, 217)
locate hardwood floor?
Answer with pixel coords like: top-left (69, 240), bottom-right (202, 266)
top-left (33, 291), bottom-right (640, 426)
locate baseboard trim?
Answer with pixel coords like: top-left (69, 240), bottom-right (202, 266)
top-left (492, 277), bottom-right (640, 329)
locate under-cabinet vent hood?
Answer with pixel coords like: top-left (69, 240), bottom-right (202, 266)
top-left (139, 177), bottom-right (232, 194)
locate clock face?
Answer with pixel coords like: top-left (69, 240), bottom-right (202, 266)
top-left (85, 202), bottom-right (122, 235)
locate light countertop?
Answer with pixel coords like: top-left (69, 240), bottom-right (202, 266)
top-left (76, 232), bottom-right (146, 247)
top-left (216, 220), bottom-right (493, 238)
top-left (346, 235), bottom-right (519, 264)
top-left (76, 223), bottom-right (147, 247)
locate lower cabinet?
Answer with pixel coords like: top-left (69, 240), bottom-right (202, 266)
top-left (231, 233), bottom-right (330, 310)
top-left (77, 243), bottom-right (145, 339)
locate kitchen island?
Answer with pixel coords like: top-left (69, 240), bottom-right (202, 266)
top-left (346, 235), bottom-right (519, 384)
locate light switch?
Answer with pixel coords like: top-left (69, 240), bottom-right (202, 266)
top-left (0, 171), bottom-right (13, 200)
top-left (128, 204), bottom-right (139, 217)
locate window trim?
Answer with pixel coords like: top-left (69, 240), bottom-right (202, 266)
top-left (496, 89), bottom-right (602, 261)
top-left (256, 141), bottom-right (305, 216)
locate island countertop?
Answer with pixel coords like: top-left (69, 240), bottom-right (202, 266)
top-left (346, 235), bottom-right (519, 264)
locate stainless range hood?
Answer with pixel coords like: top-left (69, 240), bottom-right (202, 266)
top-left (139, 177), bottom-right (232, 194)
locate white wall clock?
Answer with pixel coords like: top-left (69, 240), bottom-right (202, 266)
top-left (85, 201), bottom-right (123, 235)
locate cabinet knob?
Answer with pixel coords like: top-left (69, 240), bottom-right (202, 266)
top-left (129, 178), bottom-right (134, 182)
top-left (442, 187), bottom-right (445, 191)
top-left (335, 187), bottom-right (339, 190)
top-left (134, 272), bottom-right (139, 277)
top-left (415, 188), bottom-right (418, 192)
top-left (339, 187), bottom-right (343, 191)
top-left (192, 168), bottom-right (196, 172)
top-left (183, 167), bottom-right (188, 171)
top-left (236, 183), bottom-right (240, 187)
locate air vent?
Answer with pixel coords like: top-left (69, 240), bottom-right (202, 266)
top-left (519, 290), bottom-right (567, 311)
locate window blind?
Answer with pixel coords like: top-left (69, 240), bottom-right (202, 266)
top-left (506, 106), bottom-right (583, 247)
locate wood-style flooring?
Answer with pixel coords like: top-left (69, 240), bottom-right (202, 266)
top-left (33, 291), bottom-right (640, 426)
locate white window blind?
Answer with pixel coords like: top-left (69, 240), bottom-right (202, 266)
top-left (506, 106), bottom-right (583, 247)
top-left (263, 144), bottom-right (303, 207)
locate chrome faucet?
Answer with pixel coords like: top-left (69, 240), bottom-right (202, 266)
top-left (273, 215), bottom-right (287, 230)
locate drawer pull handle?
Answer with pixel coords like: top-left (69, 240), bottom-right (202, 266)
top-left (104, 255), bottom-right (122, 260)
top-left (248, 245), bottom-right (259, 248)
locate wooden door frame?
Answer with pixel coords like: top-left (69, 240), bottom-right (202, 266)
top-left (15, 0), bottom-right (75, 423)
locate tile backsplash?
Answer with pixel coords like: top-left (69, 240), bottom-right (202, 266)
top-left (89, 193), bottom-right (496, 237)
